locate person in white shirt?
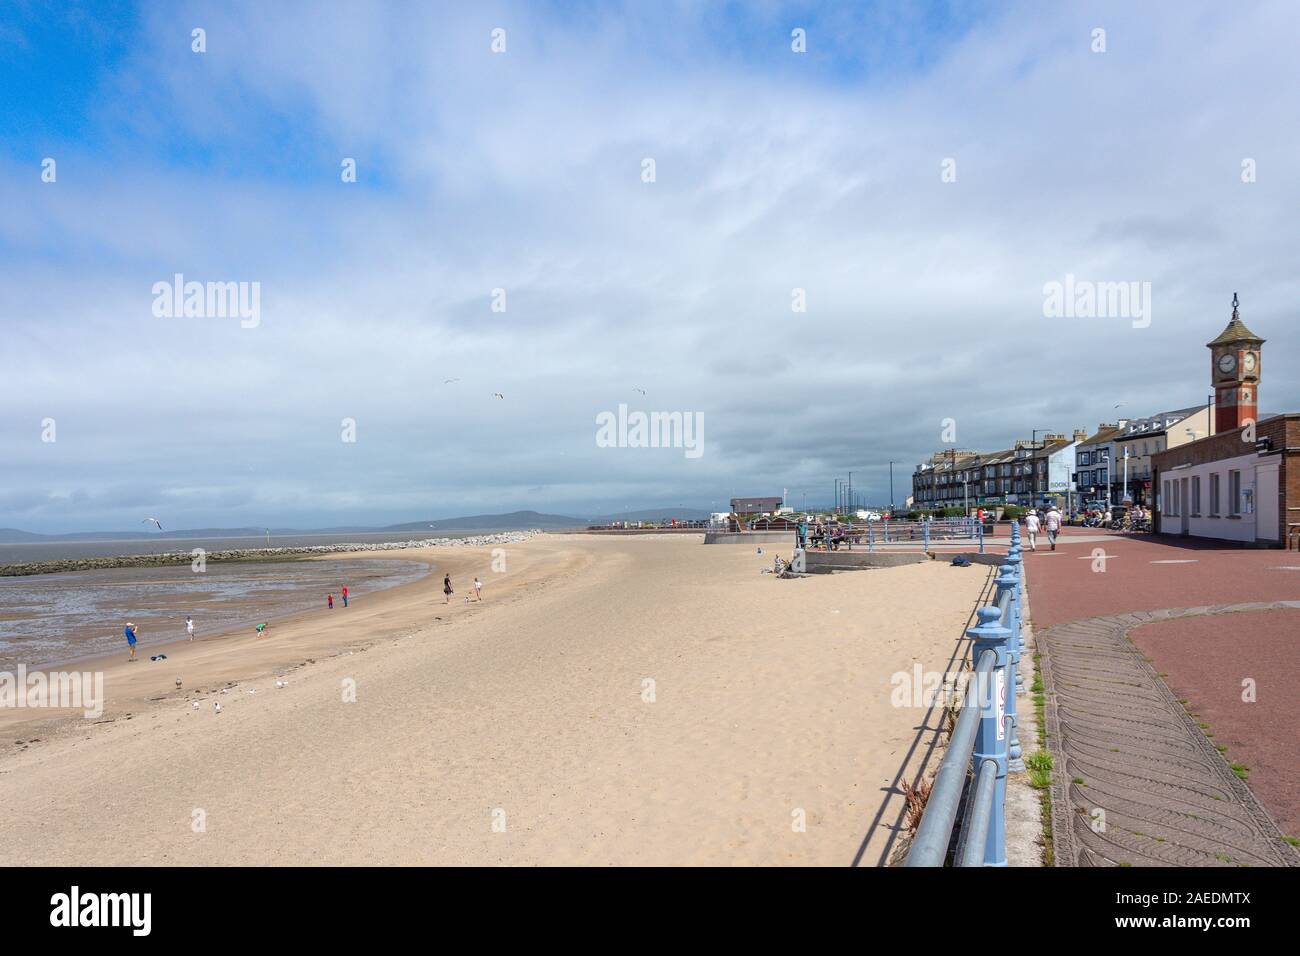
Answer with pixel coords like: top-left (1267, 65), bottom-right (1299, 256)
top-left (473, 577), bottom-right (483, 601)
top-left (185, 615), bottom-right (195, 641)
top-left (1044, 506), bottom-right (1063, 550)
top-left (1024, 510), bottom-right (1041, 551)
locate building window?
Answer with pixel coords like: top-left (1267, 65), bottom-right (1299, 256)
top-left (1192, 476), bottom-right (1201, 515)
top-left (1229, 470), bottom-right (1242, 515)
top-left (1097, 468), bottom-right (1108, 485)
top-left (1163, 480), bottom-right (1174, 516)
top-left (1209, 473), bottom-right (1220, 516)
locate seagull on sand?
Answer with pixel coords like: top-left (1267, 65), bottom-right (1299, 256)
top-left (142, 517), bottom-right (163, 531)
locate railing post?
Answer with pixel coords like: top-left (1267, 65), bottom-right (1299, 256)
top-left (996, 564), bottom-right (1025, 773)
top-left (868, 522), bottom-right (875, 552)
top-left (966, 605), bottom-right (1011, 866)
top-left (1004, 550), bottom-right (1025, 647)
top-left (978, 520), bottom-right (985, 554)
top-left (924, 520), bottom-right (930, 552)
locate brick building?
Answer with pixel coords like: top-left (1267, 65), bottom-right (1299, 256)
top-left (1151, 414), bottom-right (1298, 546)
top-left (1150, 296), bottom-right (1298, 548)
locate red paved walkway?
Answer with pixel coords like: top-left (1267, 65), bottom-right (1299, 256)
top-left (1025, 528), bottom-right (1300, 843)
top-left (1132, 610), bottom-right (1300, 837)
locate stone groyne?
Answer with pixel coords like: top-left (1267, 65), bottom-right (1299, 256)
top-left (0, 531), bottom-right (539, 578)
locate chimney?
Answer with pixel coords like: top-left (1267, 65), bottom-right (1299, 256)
top-left (1073, 429), bottom-right (1087, 442)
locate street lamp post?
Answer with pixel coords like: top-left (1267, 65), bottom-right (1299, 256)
top-left (1122, 447), bottom-right (1131, 504)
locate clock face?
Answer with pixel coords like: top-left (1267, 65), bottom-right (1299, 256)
top-left (1218, 352), bottom-right (1237, 374)
top-left (1244, 352), bottom-right (1257, 372)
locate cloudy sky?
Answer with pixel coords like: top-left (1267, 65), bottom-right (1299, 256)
top-left (2, 0), bottom-right (1297, 532)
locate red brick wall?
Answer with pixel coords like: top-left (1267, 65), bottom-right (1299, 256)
top-left (1151, 413), bottom-right (1298, 544)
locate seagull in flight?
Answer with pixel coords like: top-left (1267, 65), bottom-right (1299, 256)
top-left (633, 387), bottom-right (646, 396)
top-left (443, 378), bottom-right (460, 384)
top-left (142, 517), bottom-right (163, 532)
top-left (492, 392), bottom-right (504, 399)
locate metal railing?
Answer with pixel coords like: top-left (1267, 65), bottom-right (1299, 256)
top-left (906, 521), bottom-right (1026, 867)
top-left (798, 518), bottom-right (990, 553)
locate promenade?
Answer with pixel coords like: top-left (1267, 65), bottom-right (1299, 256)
top-left (1025, 528), bottom-right (1300, 866)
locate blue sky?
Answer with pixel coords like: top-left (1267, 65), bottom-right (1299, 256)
top-left (2, 1), bottom-right (1298, 532)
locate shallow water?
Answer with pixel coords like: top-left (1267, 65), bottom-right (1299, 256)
top-left (0, 557), bottom-right (430, 670)
top-left (0, 529), bottom-right (499, 565)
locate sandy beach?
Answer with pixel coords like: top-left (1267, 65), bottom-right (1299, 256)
top-left (0, 534), bottom-right (991, 866)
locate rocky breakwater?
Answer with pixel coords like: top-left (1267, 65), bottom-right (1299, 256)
top-left (0, 531), bottom-right (540, 578)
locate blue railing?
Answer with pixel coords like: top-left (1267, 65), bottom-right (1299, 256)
top-left (906, 520), bottom-right (1026, 866)
top-left (858, 517), bottom-right (987, 552)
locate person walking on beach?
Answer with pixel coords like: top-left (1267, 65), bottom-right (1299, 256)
top-left (341, 585), bottom-right (349, 608)
top-left (327, 594), bottom-right (334, 609)
top-left (473, 577), bottom-right (482, 601)
top-left (1044, 505), bottom-right (1062, 550)
top-left (443, 574), bottom-right (454, 604)
top-left (185, 615), bottom-right (194, 641)
top-left (125, 622), bottom-right (139, 660)
top-left (1024, 509), bottom-right (1040, 552)
top-left (255, 622), bottom-right (268, 639)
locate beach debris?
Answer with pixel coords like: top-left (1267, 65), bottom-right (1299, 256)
top-left (191, 701), bottom-right (199, 710)
top-left (248, 689), bottom-right (257, 695)
top-left (149, 653), bottom-right (168, 662)
top-left (141, 516), bottom-right (163, 531)
top-left (220, 687), bottom-right (229, 694)
top-left (275, 679), bottom-right (287, 689)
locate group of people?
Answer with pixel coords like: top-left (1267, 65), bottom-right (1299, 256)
top-left (123, 572), bottom-right (490, 661)
top-left (126, 612), bottom-right (274, 659)
top-left (1073, 504), bottom-right (1148, 531)
top-left (796, 519), bottom-right (849, 551)
top-left (1022, 505), bottom-right (1063, 551)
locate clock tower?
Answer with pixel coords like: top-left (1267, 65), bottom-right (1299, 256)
top-left (1207, 292), bottom-right (1264, 434)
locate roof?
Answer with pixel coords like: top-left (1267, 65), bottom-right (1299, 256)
top-left (1207, 296), bottom-right (1265, 347)
top-left (1116, 405), bottom-right (1206, 438)
top-left (1077, 426), bottom-right (1122, 446)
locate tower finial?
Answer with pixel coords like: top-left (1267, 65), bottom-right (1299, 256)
top-left (1232, 292), bottom-right (1239, 322)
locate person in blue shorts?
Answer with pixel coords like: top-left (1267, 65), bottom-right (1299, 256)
top-left (125, 622), bottom-right (139, 661)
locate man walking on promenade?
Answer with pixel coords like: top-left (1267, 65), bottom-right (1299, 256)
top-left (1044, 504), bottom-right (1062, 551)
top-left (1024, 509), bottom-right (1040, 551)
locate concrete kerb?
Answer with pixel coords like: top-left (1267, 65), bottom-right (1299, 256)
top-left (1005, 559), bottom-right (1046, 866)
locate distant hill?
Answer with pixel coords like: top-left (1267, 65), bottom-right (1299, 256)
top-left (383, 510), bottom-right (586, 531)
